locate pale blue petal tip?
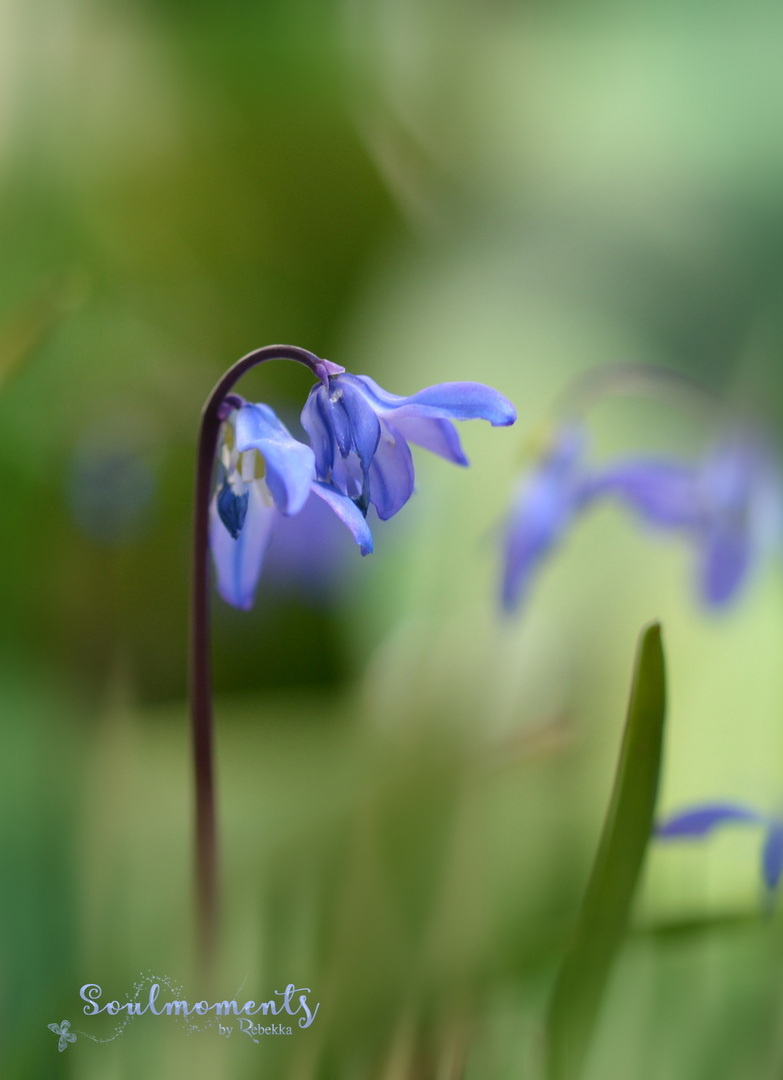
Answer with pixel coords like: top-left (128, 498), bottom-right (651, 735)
top-left (311, 481), bottom-right (374, 555)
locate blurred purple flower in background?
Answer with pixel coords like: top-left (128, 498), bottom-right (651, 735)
top-left (593, 432), bottom-right (783, 607)
top-left (501, 423), bottom-right (783, 612)
top-left (302, 372), bottom-right (517, 519)
top-left (656, 802), bottom-right (783, 893)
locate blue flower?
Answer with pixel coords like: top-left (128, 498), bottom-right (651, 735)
top-left (209, 401), bottom-right (372, 610)
top-left (656, 802), bottom-right (783, 893)
top-left (301, 373), bottom-right (517, 519)
top-left (592, 432), bottom-right (782, 606)
top-left (501, 425), bottom-right (782, 611)
top-left (501, 422), bottom-right (592, 611)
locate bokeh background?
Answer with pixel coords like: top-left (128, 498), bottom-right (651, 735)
top-left (3, 1), bottom-right (783, 1077)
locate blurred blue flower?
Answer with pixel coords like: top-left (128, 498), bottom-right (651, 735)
top-left (593, 432), bottom-right (783, 607)
top-left (301, 373), bottom-right (517, 519)
top-left (656, 802), bottom-right (783, 893)
top-left (210, 402), bottom-right (372, 610)
top-left (501, 423), bottom-right (592, 611)
top-left (502, 425), bottom-right (782, 611)
top-left (66, 417), bottom-right (158, 544)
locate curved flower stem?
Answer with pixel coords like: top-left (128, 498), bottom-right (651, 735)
top-left (555, 362), bottom-right (724, 422)
top-left (190, 344), bottom-right (340, 958)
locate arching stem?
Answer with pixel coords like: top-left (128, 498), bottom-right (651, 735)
top-left (189, 344), bottom-right (342, 958)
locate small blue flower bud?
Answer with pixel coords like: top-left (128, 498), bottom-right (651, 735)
top-left (216, 481), bottom-right (249, 539)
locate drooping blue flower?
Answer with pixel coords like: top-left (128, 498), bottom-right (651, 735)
top-left (656, 802), bottom-right (783, 893)
top-left (209, 402), bottom-right (372, 610)
top-left (592, 432), bottom-right (783, 607)
top-left (501, 422), bottom-right (593, 611)
top-left (301, 373), bottom-right (517, 519)
top-left (501, 424), bottom-right (783, 612)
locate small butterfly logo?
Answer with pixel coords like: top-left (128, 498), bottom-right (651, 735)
top-left (48, 1020), bottom-right (77, 1052)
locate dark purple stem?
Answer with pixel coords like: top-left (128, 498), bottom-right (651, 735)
top-left (190, 344), bottom-right (342, 956)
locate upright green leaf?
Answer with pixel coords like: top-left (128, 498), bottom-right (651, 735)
top-left (546, 621), bottom-right (667, 1080)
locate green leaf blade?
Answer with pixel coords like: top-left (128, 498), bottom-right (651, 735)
top-left (546, 621), bottom-right (667, 1080)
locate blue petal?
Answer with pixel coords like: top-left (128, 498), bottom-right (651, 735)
top-left (327, 378), bottom-right (381, 472)
top-left (235, 403), bottom-right (315, 516)
top-left (209, 485), bottom-right (277, 609)
top-left (310, 481), bottom-right (373, 555)
top-left (762, 822), bottom-right (783, 890)
top-left (502, 477), bottom-right (576, 610)
top-left (501, 426), bottom-right (587, 611)
top-left (325, 385), bottom-right (354, 459)
top-left (656, 803), bottom-right (763, 838)
top-left (368, 421), bottom-right (415, 520)
top-left (331, 451), bottom-right (364, 502)
top-left (216, 482), bottom-right (248, 539)
top-left (390, 414), bottom-right (468, 466)
top-left (347, 374), bottom-right (517, 426)
top-left (590, 460), bottom-right (700, 528)
top-left (701, 435), bottom-right (760, 516)
top-left (698, 521), bottom-right (752, 607)
top-left (695, 436), bottom-right (767, 607)
top-left (301, 385), bottom-right (337, 480)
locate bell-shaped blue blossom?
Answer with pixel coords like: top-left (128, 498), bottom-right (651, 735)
top-left (592, 432), bottom-right (783, 607)
top-left (209, 402), bottom-right (372, 610)
top-left (656, 802), bottom-right (783, 894)
top-left (501, 424), bottom-right (783, 612)
top-left (501, 422), bottom-right (593, 611)
top-left (301, 373), bottom-right (517, 520)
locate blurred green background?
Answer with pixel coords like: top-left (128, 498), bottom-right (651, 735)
top-left (3, 1), bottom-right (783, 1077)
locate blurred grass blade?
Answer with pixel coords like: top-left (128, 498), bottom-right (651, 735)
top-left (634, 911), bottom-right (764, 942)
top-left (0, 269), bottom-right (87, 391)
top-left (546, 621), bottom-right (666, 1080)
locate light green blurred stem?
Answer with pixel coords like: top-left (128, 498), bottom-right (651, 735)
top-left (546, 622), bottom-right (667, 1080)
